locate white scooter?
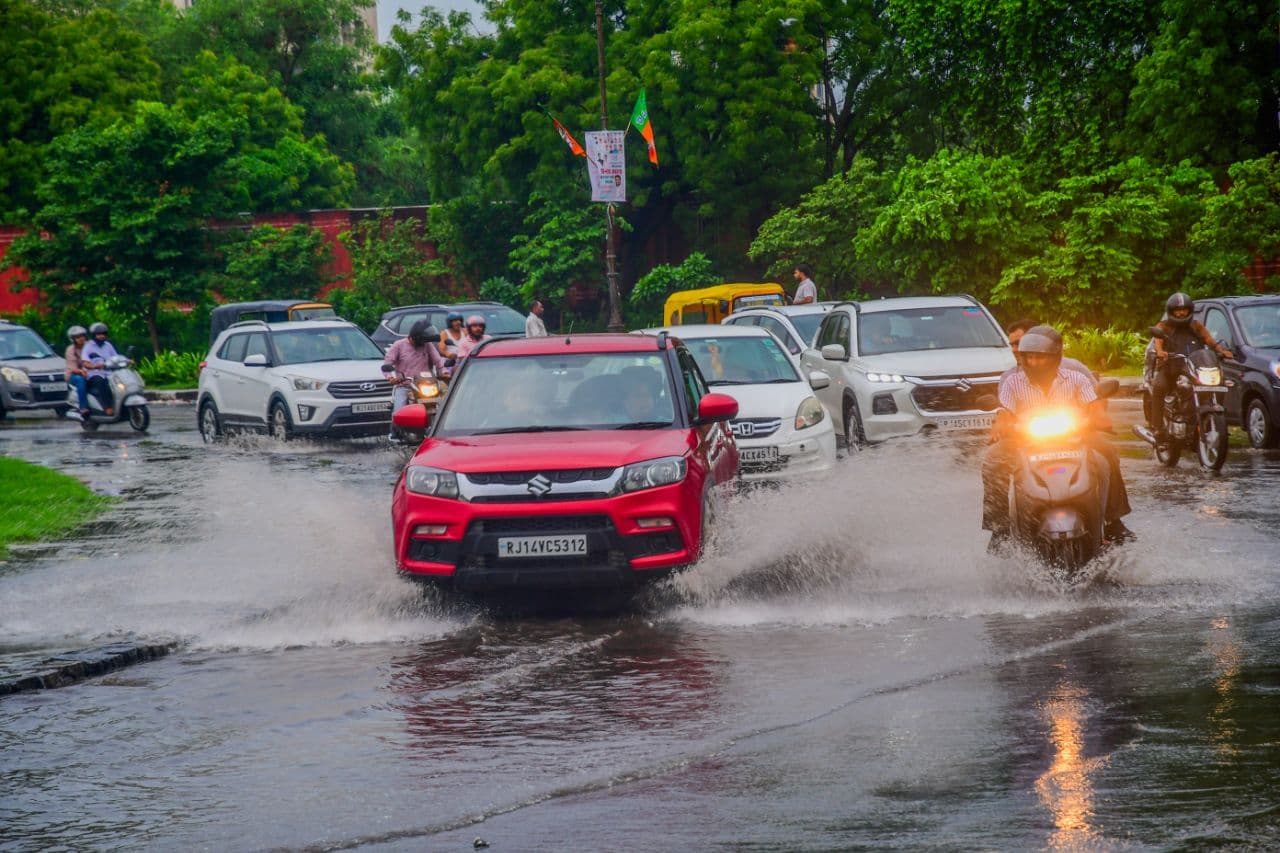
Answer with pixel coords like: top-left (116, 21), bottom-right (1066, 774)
top-left (67, 354), bottom-right (150, 432)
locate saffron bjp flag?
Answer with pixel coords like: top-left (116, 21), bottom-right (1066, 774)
top-left (551, 115), bottom-right (586, 157)
top-left (629, 90), bottom-right (658, 165)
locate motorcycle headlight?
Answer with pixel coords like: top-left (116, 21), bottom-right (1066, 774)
top-left (617, 456), bottom-right (687, 493)
top-left (0, 367), bottom-right (30, 386)
top-left (1024, 409), bottom-right (1079, 440)
top-left (290, 376), bottom-right (327, 391)
top-left (415, 381), bottom-right (440, 398)
top-left (1195, 366), bottom-right (1222, 386)
top-left (405, 466), bottom-right (460, 499)
top-left (794, 396), bottom-right (825, 430)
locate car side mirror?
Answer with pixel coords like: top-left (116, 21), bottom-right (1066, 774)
top-left (393, 403), bottom-right (430, 430)
top-left (808, 370), bottom-right (831, 391)
top-left (697, 393), bottom-right (739, 423)
top-left (1148, 326), bottom-right (1168, 340)
top-left (821, 344), bottom-right (846, 361)
top-left (380, 363), bottom-right (395, 374)
top-left (1096, 378), bottom-right (1119, 399)
top-left (244, 354), bottom-right (269, 367)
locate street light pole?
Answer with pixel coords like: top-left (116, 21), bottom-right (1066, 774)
top-left (595, 0), bottom-right (625, 332)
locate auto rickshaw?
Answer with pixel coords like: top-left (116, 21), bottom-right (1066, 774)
top-left (662, 283), bottom-right (786, 326)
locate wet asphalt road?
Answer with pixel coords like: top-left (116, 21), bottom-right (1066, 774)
top-left (1, 403), bottom-right (1279, 851)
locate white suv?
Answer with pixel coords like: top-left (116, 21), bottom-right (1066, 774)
top-left (800, 296), bottom-right (1016, 445)
top-left (721, 303), bottom-right (835, 359)
top-left (198, 319), bottom-right (394, 441)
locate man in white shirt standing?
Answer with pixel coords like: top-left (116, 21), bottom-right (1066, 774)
top-left (792, 264), bottom-right (817, 305)
top-left (525, 300), bottom-right (548, 337)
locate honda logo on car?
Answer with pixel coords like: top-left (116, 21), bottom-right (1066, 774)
top-left (730, 420), bottom-right (754, 437)
top-left (526, 474), bottom-right (553, 496)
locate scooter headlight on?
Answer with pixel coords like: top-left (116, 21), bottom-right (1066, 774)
top-left (0, 367), bottom-right (30, 386)
top-left (405, 466), bottom-right (460, 499)
top-left (415, 380), bottom-right (440, 398)
top-left (1024, 409), bottom-right (1079, 440)
top-left (1196, 366), bottom-right (1222, 386)
top-left (794, 396), bottom-right (825, 430)
top-left (617, 456), bottom-right (687, 493)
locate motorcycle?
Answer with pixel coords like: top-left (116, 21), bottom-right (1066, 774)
top-left (1132, 327), bottom-right (1230, 471)
top-left (381, 364), bottom-right (444, 443)
top-left (984, 379), bottom-right (1120, 576)
top-left (67, 352), bottom-right (149, 432)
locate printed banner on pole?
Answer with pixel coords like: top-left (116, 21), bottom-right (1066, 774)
top-left (585, 130), bottom-right (626, 202)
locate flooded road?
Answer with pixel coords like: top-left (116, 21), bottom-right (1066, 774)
top-left (2, 404), bottom-right (1278, 850)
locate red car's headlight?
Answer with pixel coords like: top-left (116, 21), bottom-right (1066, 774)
top-left (405, 466), bottom-right (460, 499)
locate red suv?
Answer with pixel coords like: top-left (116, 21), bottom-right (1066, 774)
top-left (391, 333), bottom-right (740, 591)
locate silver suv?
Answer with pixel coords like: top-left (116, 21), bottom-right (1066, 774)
top-left (198, 319), bottom-right (393, 441)
top-left (0, 320), bottom-right (68, 419)
top-left (721, 303), bottom-right (836, 357)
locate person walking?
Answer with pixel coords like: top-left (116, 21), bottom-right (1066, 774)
top-left (792, 264), bottom-right (818, 305)
top-left (525, 300), bottom-right (548, 337)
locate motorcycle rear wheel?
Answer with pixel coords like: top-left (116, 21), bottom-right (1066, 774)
top-left (128, 406), bottom-right (150, 432)
top-left (1047, 537), bottom-right (1090, 580)
top-left (1197, 413), bottom-right (1228, 471)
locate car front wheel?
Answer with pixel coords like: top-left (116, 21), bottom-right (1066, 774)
top-left (842, 395), bottom-right (866, 451)
top-left (269, 400), bottom-right (292, 441)
top-left (1246, 398), bottom-right (1276, 449)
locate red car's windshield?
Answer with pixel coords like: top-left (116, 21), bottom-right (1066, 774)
top-left (437, 353), bottom-right (677, 435)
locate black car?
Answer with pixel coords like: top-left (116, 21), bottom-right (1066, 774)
top-left (370, 301), bottom-right (527, 351)
top-left (1195, 295), bottom-right (1280, 448)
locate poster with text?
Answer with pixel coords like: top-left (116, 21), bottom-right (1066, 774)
top-left (586, 130), bottom-right (626, 203)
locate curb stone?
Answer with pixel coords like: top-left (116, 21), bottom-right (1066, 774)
top-left (0, 641), bottom-right (175, 696)
top-left (143, 389), bottom-right (197, 403)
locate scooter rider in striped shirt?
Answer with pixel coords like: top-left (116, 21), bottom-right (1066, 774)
top-left (981, 325), bottom-right (1133, 550)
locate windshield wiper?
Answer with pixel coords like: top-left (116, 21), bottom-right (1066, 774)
top-left (470, 425), bottom-right (593, 435)
top-left (610, 421), bottom-right (672, 430)
top-left (707, 379), bottom-right (753, 385)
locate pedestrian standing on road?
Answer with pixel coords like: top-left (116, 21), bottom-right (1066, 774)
top-left (525, 300), bottom-right (548, 337)
top-left (383, 320), bottom-right (445, 442)
top-left (792, 264), bottom-right (818, 305)
top-left (64, 325), bottom-right (90, 416)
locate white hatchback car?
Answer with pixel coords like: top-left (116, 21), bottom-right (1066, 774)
top-left (198, 319), bottom-right (394, 441)
top-left (720, 302), bottom-right (836, 360)
top-left (800, 296), bottom-right (1016, 445)
top-left (644, 324), bottom-right (838, 482)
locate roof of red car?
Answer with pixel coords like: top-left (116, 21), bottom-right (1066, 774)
top-left (474, 333), bottom-right (670, 357)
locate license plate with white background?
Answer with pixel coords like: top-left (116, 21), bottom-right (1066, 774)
top-left (40, 382), bottom-right (66, 393)
top-left (739, 446), bottom-right (780, 463)
top-left (497, 535), bottom-right (588, 558)
top-left (351, 401), bottom-right (391, 414)
top-left (935, 414), bottom-right (995, 430)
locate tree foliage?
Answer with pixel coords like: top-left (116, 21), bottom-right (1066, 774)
top-left (627, 251), bottom-right (718, 326)
top-left (218, 223), bottom-right (334, 303)
top-left (508, 192), bottom-right (610, 305)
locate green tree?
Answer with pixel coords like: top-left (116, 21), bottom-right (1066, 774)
top-left (0, 2), bottom-right (160, 218)
top-left (509, 192), bottom-right (609, 306)
top-left (218, 223), bottom-right (334, 302)
top-left (337, 210), bottom-right (450, 316)
top-left (1189, 155), bottom-right (1280, 292)
top-left (627, 252), bottom-right (718, 326)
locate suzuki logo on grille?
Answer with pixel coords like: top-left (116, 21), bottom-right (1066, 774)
top-left (955, 378), bottom-right (973, 393)
top-left (526, 474), bottom-right (553, 496)
top-left (730, 421), bottom-right (755, 437)
top-left (360, 382), bottom-right (377, 391)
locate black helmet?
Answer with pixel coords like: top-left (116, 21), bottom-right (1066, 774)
top-left (1165, 292), bottom-right (1194, 326)
top-left (1018, 325), bottom-right (1063, 383)
top-left (67, 325), bottom-right (87, 342)
top-left (407, 320), bottom-right (432, 346)
top-left (89, 321), bottom-right (108, 336)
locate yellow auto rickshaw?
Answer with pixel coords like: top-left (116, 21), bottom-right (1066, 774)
top-left (662, 283), bottom-right (786, 326)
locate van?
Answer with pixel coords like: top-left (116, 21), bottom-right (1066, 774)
top-left (662, 283), bottom-right (785, 326)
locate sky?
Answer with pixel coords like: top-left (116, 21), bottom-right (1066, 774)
top-left (375, 0), bottom-right (488, 42)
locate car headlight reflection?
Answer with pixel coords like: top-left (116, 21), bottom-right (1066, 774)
top-left (795, 396), bottom-right (825, 430)
top-left (1, 367), bottom-right (30, 386)
top-left (405, 466), bottom-right (460, 499)
top-left (290, 376), bottom-right (327, 391)
top-left (1196, 366), bottom-right (1222, 386)
top-left (617, 456), bottom-right (687, 493)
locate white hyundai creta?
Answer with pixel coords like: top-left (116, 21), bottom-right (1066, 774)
top-left (644, 324), bottom-right (838, 481)
top-left (198, 319), bottom-right (394, 441)
top-left (800, 296), bottom-right (1016, 446)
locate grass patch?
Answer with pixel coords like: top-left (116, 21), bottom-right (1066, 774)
top-left (0, 457), bottom-right (114, 558)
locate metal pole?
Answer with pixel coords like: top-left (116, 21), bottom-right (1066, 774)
top-left (596, 0), bottom-right (625, 332)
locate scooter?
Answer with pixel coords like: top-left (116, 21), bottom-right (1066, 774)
top-left (1132, 328), bottom-right (1230, 471)
top-left (67, 353), bottom-right (150, 432)
top-left (985, 379), bottom-right (1120, 577)
top-left (381, 364), bottom-right (444, 443)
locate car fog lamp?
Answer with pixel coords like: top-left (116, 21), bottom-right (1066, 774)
top-left (794, 396), bottom-right (825, 430)
top-left (406, 466), bottom-right (460, 499)
top-left (0, 367), bottom-right (30, 386)
top-left (412, 524), bottom-right (448, 536)
top-left (1196, 366), bottom-right (1222, 386)
top-left (1024, 409), bottom-right (1079, 440)
top-left (296, 404), bottom-right (316, 421)
top-left (636, 517), bottom-right (675, 529)
top-left (618, 456), bottom-right (687, 493)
